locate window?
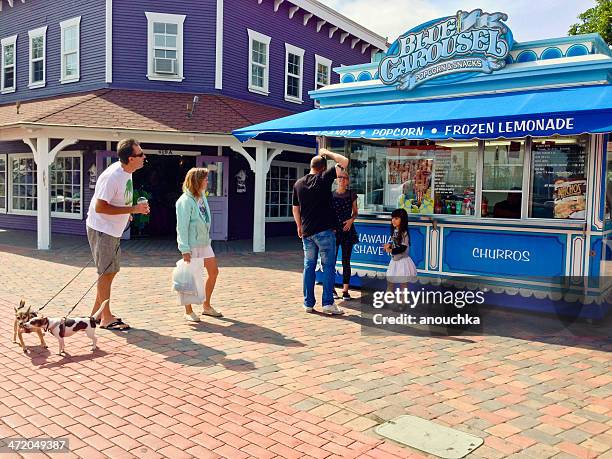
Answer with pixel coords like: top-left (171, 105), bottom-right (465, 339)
top-left (29, 26), bottom-right (47, 88)
top-left (482, 140), bottom-right (525, 218)
top-left (9, 155), bottom-right (37, 215)
top-left (333, 136), bottom-right (590, 222)
top-left (529, 136), bottom-right (588, 219)
top-left (1, 35), bottom-right (17, 93)
top-left (50, 153), bottom-right (82, 217)
top-left (145, 12), bottom-right (185, 81)
top-left (345, 140), bottom-right (479, 215)
top-left (247, 29), bottom-right (271, 95)
top-left (0, 155), bottom-right (6, 212)
top-left (60, 17), bottom-right (81, 83)
top-left (7, 153), bottom-right (82, 217)
top-left (266, 163), bottom-right (307, 220)
top-left (314, 55), bottom-right (332, 89)
top-left (284, 44), bottom-right (304, 103)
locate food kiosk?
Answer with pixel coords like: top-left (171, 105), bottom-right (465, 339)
top-left (234, 9), bottom-right (612, 319)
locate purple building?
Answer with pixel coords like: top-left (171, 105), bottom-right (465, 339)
top-left (0, 0), bottom-right (387, 250)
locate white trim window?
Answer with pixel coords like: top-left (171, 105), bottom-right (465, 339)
top-left (0, 155), bottom-right (6, 213)
top-left (266, 161), bottom-right (308, 221)
top-left (50, 152), bottom-right (83, 218)
top-left (9, 154), bottom-right (37, 215)
top-left (28, 26), bottom-right (47, 89)
top-left (1, 35), bottom-right (17, 94)
top-left (7, 153), bottom-right (83, 218)
top-left (314, 54), bottom-right (332, 89)
top-left (60, 17), bottom-right (81, 83)
top-left (247, 29), bottom-right (270, 95)
top-left (284, 43), bottom-right (304, 104)
top-left (145, 12), bottom-right (186, 81)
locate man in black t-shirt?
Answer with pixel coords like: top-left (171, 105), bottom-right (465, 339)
top-left (292, 148), bottom-right (349, 314)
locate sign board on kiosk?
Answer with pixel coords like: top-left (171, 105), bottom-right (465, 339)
top-left (379, 9), bottom-right (513, 90)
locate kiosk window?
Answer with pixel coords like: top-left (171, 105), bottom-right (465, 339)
top-left (345, 140), bottom-right (477, 215)
top-left (529, 137), bottom-right (588, 219)
top-left (432, 142), bottom-right (477, 215)
top-left (482, 140), bottom-right (525, 219)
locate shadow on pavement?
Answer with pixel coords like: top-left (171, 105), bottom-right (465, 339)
top-left (123, 327), bottom-right (256, 371)
top-left (192, 317), bottom-right (305, 347)
top-left (29, 347), bottom-right (111, 368)
top-left (0, 229), bottom-right (304, 271)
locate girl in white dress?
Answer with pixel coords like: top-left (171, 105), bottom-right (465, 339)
top-left (384, 208), bottom-right (417, 291)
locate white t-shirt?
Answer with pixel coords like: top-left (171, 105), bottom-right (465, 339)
top-left (86, 161), bottom-right (133, 237)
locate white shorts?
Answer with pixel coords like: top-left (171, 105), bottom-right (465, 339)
top-left (190, 245), bottom-right (215, 259)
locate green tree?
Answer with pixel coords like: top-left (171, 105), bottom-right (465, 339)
top-left (568, 0), bottom-right (612, 45)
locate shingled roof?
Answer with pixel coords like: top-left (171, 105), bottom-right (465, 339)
top-left (0, 89), bottom-right (293, 135)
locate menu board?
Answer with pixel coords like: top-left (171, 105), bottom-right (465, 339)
top-left (531, 142), bottom-right (587, 219)
top-left (433, 149), bottom-right (455, 196)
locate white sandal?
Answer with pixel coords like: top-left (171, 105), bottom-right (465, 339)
top-left (202, 307), bottom-right (223, 317)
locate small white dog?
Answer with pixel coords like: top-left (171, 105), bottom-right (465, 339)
top-left (22, 300), bottom-right (108, 355)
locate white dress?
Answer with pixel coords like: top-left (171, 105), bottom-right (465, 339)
top-left (386, 230), bottom-right (417, 283)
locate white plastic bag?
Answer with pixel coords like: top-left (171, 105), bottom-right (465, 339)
top-left (172, 259), bottom-right (205, 305)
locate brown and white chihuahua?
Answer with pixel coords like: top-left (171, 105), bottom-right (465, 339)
top-left (22, 300), bottom-right (108, 356)
top-left (13, 300), bottom-right (47, 353)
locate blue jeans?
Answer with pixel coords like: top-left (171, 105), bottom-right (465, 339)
top-left (302, 229), bottom-right (336, 307)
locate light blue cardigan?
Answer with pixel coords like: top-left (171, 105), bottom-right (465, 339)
top-left (175, 191), bottom-right (212, 254)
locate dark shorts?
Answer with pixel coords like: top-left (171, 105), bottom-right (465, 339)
top-left (87, 226), bottom-right (121, 275)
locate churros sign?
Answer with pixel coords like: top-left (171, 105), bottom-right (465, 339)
top-left (379, 9), bottom-right (512, 90)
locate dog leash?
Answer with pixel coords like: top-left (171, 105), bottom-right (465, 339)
top-left (38, 258), bottom-right (94, 312)
top-left (39, 221), bottom-right (129, 316)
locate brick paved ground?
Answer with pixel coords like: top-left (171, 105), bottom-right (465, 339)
top-left (0, 229), bottom-right (610, 459)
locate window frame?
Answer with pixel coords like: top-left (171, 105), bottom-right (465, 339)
top-left (526, 136), bottom-right (589, 221)
top-left (1, 34), bottom-right (17, 94)
top-left (7, 152), bottom-right (84, 219)
top-left (284, 43), bottom-right (305, 104)
top-left (49, 151), bottom-right (84, 219)
top-left (266, 160), bottom-right (309, 222)
top-left (60, 16), bottom-right (81, 84)
top-left (480, 139), bottom-right (527, 220)
top-left (28, 26), bottom-right (47, 89)
top-left (314, 54), bottom-right (332, 90)
top-left (247, 29), bottom-right (271, 96)
top-left (145, 11), bottom-right (186, 82)
top-left (342, 136), bottom-right (590, 223)
top-left (0, 154), bottom-right (6, 213)
top-left (8, 153), bottom-right (38, 217)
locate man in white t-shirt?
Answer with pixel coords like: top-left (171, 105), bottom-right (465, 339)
top-left (86, 139), bottom-right (149, 330)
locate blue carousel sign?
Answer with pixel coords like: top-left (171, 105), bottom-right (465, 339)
top-left (379, 9), bottom-right (513, 90)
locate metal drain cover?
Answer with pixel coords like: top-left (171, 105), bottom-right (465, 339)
top-left (375, 415), bottom-right (484, 459)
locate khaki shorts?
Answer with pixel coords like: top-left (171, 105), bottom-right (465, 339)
top-left (87, 226), bottom-right (121, 275)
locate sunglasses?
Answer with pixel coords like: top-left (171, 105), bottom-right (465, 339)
top-left (131, 152), bottom-right (145, 158)
top-left (338, 176), bottom-right (349, 180)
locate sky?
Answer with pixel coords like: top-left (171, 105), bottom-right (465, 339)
top-left (323, 0), bottom-right (597, 43)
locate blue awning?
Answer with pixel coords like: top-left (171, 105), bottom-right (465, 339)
top-left (233, 85), bottom-right (612, 146)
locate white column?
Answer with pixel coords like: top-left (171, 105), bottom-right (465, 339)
top-left (33, 137), bottom-right (51, 250)
top-left (253, 143), bottom-right (267, 253)
top-left (24, 136), bottom-right (79, 250)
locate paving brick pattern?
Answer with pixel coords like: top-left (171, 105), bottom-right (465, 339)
top-left (0, 230), bottom-right (610, 458)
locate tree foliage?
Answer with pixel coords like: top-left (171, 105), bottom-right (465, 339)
top-left (568, 0), bottom-right (612, 45)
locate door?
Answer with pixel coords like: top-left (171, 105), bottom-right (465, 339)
top-left (196, 155), bottom-right (229, 241)
top-left (95, 150), bottom-right (131, 239)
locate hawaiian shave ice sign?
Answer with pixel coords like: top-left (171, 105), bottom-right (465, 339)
top-left (379, 9), bottom-right (512, 90)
